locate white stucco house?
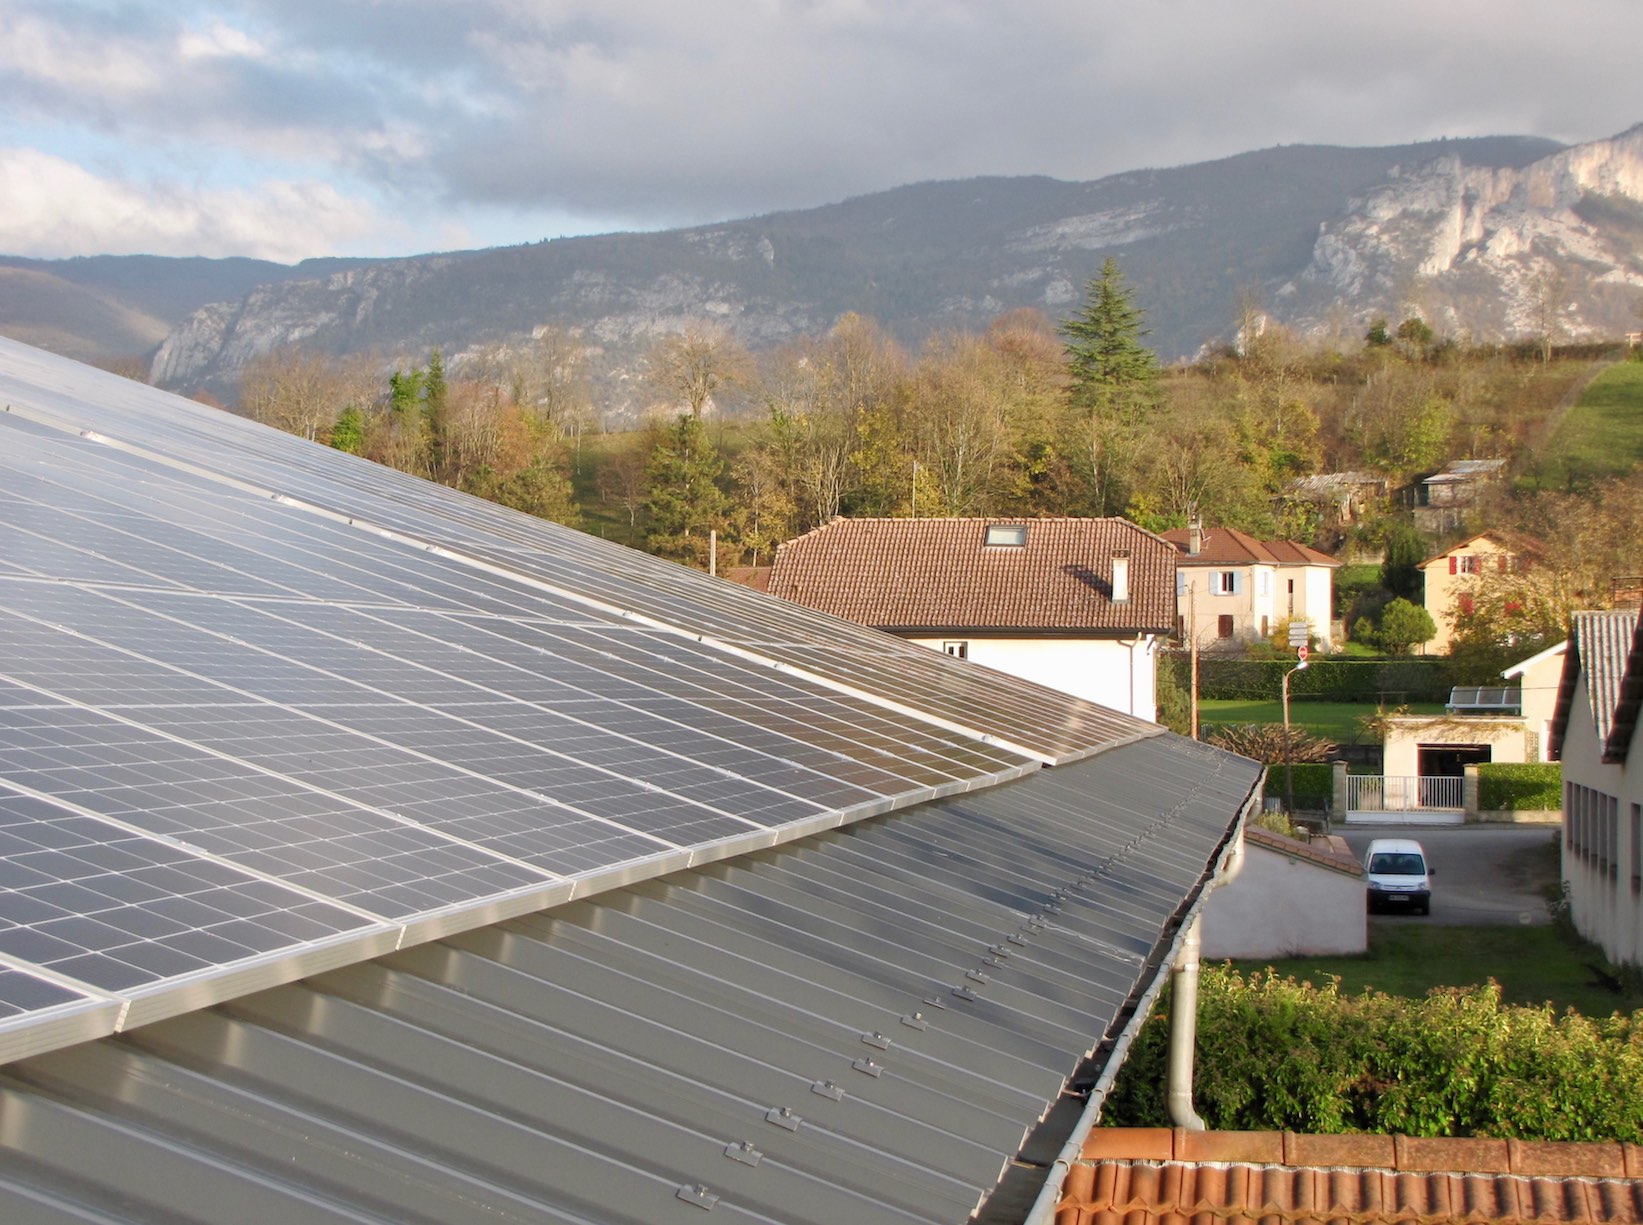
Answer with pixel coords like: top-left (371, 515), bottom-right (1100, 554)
top-left (1161, 521), bottom-right (1339, 654)
top-left (1201, 828), bottom-right (1367, 958)
top-left (1548, 609), bottom-right (1643, 968)
top-left (767, 517), bottom-right (1175, 720)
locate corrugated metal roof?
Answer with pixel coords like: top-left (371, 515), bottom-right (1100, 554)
top-left (1551, 610), bottom-right (1641, 759)
top-left (0, 738), bottom-right (1261, 1225)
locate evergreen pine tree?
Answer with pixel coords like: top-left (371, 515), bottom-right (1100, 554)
top-left (1059, 257), bottom-right (1158, 408)
top-left (643, 413), bottom-right (728, 565)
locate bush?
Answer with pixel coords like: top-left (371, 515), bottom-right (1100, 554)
top-left (1478, 762), bottom-right (1563, 811)
top-left (1102, 968), bottom-right (1643, 1139)
top-left (1165, 656), bottom-right (1450, 704)
top-left (1205, 724), bottom-right (1336, 764)
top-left (1260, 762), bottom-right (1333, 810)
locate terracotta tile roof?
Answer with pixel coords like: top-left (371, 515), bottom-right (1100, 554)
top-left (1245, 828), bottom-right (1365, 878)
top-left (1161, 525), bottom-right (1340, 568)
top-left (766, 517), bottom-right (1176, 634)
top-left (1418, 530), bottom-right (1546, 570)
top-left (1550, 609), bottom-right (1641, 759)
top-left (1059, 1129), bottom-right (1643, 1224)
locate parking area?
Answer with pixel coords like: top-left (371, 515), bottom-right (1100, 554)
top-left (1337, 825), bottom-right (1560, 926)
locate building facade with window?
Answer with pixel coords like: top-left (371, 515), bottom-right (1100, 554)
top-left (767, 517), bottom-right (1176, 719)
top-left (1161, 522), bottom-right (1339, 654)
top-left (1416, 532), bottom-right (1526, 653)
top-left (1549, 609), bottom-right (1643, 968)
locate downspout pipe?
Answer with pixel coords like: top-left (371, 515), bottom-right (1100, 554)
top-left (1170, 822), bottom-right (1245, 1129)
top-left (1022, 778), bottom-right (1258, 1225)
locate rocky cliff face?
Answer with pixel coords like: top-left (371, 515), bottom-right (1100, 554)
top-left (1283, 125), bottom-right (1643, 341)
top-left (137, 128), bottom-right (1642, 399)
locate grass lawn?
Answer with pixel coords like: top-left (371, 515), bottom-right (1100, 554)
top-left (1233, 925), bottom-right (1643, 1018)
top-left (1199, 698), bottom-right (1444, 744)
top-left (1525, 359), bottom-right (1643, 489)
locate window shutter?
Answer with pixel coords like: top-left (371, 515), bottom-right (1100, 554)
top-left (1176, 571), bottom-right (1186, 596)
top-left (1231, 571), bottom-right (1244, 595)
top-left (1449, 556), bottom-right (1458, 575)
top-left (1498, 555), bottom-right (1508, 573)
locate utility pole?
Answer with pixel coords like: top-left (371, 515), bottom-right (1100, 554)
top-left (1188, 584), bottom-right (1199, 739)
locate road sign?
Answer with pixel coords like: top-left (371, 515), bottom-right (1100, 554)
top-left (1287, 621), bottom-right (1310, 647)
top-left (1297, 644), bottom-right (1309, 663)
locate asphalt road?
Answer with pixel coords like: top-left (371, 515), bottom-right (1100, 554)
top-left (1336, 824), bottom-right (1562, 926)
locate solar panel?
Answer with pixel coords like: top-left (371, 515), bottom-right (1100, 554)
top-left (0, 337), bottom-right (1156, 763)
top-left (0, 336), bottom-right (1169, 1059)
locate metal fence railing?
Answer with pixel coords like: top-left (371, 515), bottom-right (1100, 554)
top-left (1347, 774), bottom-right (1463, 812)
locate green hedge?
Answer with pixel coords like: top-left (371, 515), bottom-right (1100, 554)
top-left (1478, 762), bottom-right (1563, 811)
top-left (1262, 762), bottom-right (1333, 810)
top-left (1164, 656), bottom-right (1449, 704)
top-left (1102, 968), bottom-right (1643, 1139)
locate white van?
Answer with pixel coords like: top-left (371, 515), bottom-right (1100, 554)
top-left (1363, 838), bottom-right (1432, 915)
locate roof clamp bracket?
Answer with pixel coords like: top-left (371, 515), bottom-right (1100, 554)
top-left (1007, 933), bottom-right (1029, 946)
top-left (724, 1140), bottom-right (764, 1167)
top-left (983, 954), bottom-right (1005, 968)
top-left (851, 1056), bottom-right (885, 1078)
top-left (965, 968), bottom-right (989, 984)
top-left (900, 1011), bottom-right (930, 1031)
top-left (921, 995), bottom-right (948, 1010)
top-left (677, 1184), bottom-right (720, 1211)
top-left (952, 985), bottom-right (978, 1001)
top-left (988, 943), bottom-right (1012, 958)
top-left (860, 1030), bottom-right (891, 1050)
top-left (811, 1078), bottom-right (845, 1101)
top-left (765, 1105), bottom-right (802, 1132)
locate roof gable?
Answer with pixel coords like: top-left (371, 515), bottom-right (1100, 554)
top-left (768, 517), bottom-right (1176, 634)
top-left (1549, 609), bottom-right (1640, 760)
top-left (1160, 525), bottom-right (1339, 568)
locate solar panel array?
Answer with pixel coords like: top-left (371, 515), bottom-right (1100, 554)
top-left (0, 337), bottom-right (1161, 1060)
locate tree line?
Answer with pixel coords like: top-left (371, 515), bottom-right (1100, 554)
top-left (229, 260), bottom-right (1643, 627)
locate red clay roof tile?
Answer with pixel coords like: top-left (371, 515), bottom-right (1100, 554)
top-left (767, 517), bottom-right (1176, 633)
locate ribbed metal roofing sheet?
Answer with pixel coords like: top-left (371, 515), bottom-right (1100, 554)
top-left (0, 737), bottom-right (1260, 1225)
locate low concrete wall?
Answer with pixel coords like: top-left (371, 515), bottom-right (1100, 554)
top-left (1471, 808), bottom-right (1561, 825)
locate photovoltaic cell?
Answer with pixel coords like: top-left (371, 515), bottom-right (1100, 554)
top-left (0, 336), bottom-right (1160, 1056)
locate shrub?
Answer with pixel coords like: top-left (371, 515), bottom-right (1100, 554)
top-left (1204, 724), bottom-right (1336, 764)
top-left (1101, 968), bottom-right (1643, 1140)
top-left (1478, 762), bottom-right (1563, 811)
top-left (1166, 656), bottom-right (1450, 704)
top-left (1260, 762), bottom-right (1333, 810)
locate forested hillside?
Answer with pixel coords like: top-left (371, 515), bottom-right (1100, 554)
top-left (220, 259), bottom-right (1643, 679)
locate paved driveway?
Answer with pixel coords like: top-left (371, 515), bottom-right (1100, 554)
top-left (1337, 824), bottom-right (1561, 926)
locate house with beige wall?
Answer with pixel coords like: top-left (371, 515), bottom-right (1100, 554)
top-left (1416, 532), bottom-right (1522, 654)
top-left (1549, 609), bottom-right (1643, 969)
top-left (1161, 522), bottom-right (1338, 654)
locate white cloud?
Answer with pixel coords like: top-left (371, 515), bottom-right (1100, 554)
top-left (0, 147), bottom-right (386, 261)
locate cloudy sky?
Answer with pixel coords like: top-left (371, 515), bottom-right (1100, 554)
top-left (4, 0), bottom-right (1640, 264)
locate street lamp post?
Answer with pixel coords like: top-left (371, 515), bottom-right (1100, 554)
top-left (1282, 641), bottom-right (1309, 816)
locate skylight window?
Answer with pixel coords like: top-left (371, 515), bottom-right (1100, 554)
top-left (984, 524), bottom-right (1027, 547)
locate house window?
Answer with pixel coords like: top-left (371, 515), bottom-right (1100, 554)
top-left (1214, 571), bottom-right (1237, 595)
top-left (942, 641), bottom-right (968, 659)
top-left (1217, 615), bottom-right (1234, 639)
top-left (1260, 616), bottom-right (1269, 638)
top-left (1632, 803), bottom-right (1641, 892)
top-left (983, 524), bottom-right (1027, 547)
top-left (1458, 554), bottom-right (1481, 574)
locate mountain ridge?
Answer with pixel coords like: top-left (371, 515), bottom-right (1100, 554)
top-left (8, 129), bottom-right (1640, 401)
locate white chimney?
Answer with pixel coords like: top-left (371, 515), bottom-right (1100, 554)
top-left (1188, 516), bottom-right (1202, 557)
top-left (1112, 550), bottom-right (1131, 603)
